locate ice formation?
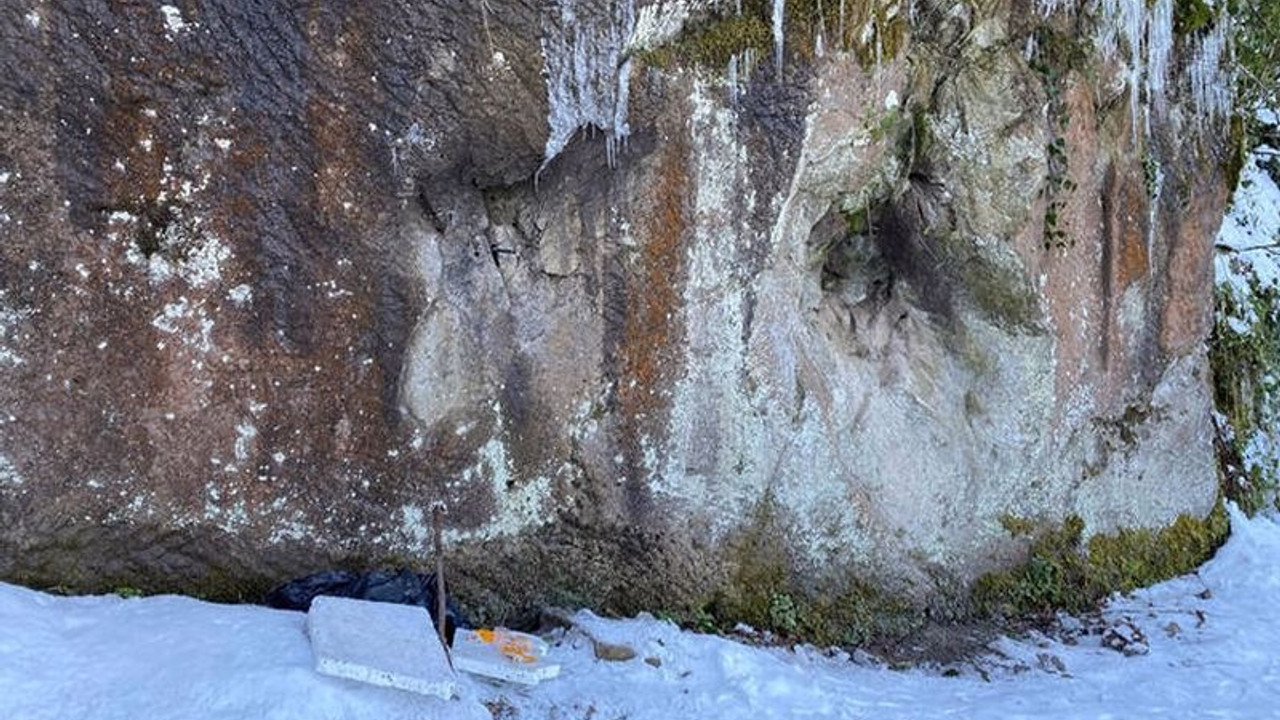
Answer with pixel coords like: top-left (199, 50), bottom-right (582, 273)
top-left (772, 0), bottom-right (785, 74)
top-left (1189, 9), bottom-right (1233, 123)
top-left (1040, 0), bottom-right (1234, 133)
top-left (541, 0), bottom-right (637, 170)
top-left (1146, 0), bottom-right (1173, 117)
top-left (727, 47), bottom-right (758, 104)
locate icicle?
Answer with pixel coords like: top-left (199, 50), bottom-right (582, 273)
top-left (815, 0), bottom-right (825, 58)
top-left (838, 0), bottom-right (846, 50)
top-left (540, 0), bottom-right (637, 171)
top-left (772, 0), bottom-right (785, 75)
top-left (1094, 0), bottom-right (1120, 60)
top-left (1146, 0), bottom-right (1173, 116)
top-left (1121, 0), bottom-right (1145, 137)
top-left (1190, 10), bottom-right (1233, 124)
top-left (875, 23), bottom-right (882, 68)
top-left (1091, 0), bottom-right (1215, 138)
top-left (1037, 0), bottom-right (1069, 17)
top-left (728, 53), bottom-right (739, 104)
top-left (1024, 33), bottom-right (1037, 62)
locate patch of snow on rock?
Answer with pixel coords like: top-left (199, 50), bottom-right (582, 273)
top-left (160, 5), bottom-right (188, 34)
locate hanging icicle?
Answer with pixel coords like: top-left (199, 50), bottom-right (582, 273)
top-left (541, 0), bottom-right (637, 171)
top-left (772, 0), bottom-right (785, 75)
top-left (1189, 8), bottom-right (1233, 124)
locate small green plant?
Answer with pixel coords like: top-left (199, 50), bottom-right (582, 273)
top-left (1173, 0), bottom-right (1215, 36)
top-left (768, 592), bottom-right (800, 634)
top-left (1041, 137), bottom-right (1077, 250)
top-left (1142, 151), bottom-right (1161, 199)
top-left (693, 606), bottom-right (720, 634)
top-left (1029, 25), bottom-right (1084, 251)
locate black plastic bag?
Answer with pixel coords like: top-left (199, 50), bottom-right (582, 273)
top-left (265, 568), bottom-right (469, 641)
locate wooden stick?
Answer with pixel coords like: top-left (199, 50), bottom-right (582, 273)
top-left (433, 504), bottom-right (449, 658)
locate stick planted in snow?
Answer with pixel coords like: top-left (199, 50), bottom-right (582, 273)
top-left (433, 503), bottom-right (449, 661)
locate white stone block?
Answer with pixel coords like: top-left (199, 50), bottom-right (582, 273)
top-left (306, 596), bottom-right (458, 699)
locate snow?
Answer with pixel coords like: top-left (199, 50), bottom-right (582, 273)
top-left (1219, 136), bottom-right (1280, 250)
top-left (160, 5), bottom-right (188, 34)
top-left (3, 507), bottom-right (1280, 719)
top-left (1217, 144), bottom-right (1280, 298)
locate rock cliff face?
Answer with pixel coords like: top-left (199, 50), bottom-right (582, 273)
top-left (0, 0), bottom-right (1235, 625)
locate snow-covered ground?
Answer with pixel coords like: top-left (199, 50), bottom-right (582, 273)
top-left (2, 504), bottom-right (1279, 720)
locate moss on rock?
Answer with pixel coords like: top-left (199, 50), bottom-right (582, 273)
top-left (1211, 277), bottom-right (1280, 514)
top-left (636, 0), bottom-right (907, 73)
top-left (701, 495), bottom-right (918, 646)
top-left (974, 502), bottom-right (1229, 617)
top-left (636, 12), bottom-right (772, 70)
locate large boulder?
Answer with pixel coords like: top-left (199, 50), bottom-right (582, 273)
top-left (0, 0), bottom-right (1234, 632)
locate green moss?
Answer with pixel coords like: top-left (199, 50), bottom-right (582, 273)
top-left (974, 503), bottom-right (1229, 617)
top-left (712, 494), bottom-right (795, 631)
top-left (1223, 114), bottom-right (1249, 193)
top-left (867, 107), bottom-right (903, 142)
top-left (697, 494), bottom-right (917, 645)
top-left (998, 514), bottom-right (1037, 537)
top-left (1087, 508), bottom-right (1229, 593)
top-left (17, 565), bottom-right (276, 604)
top-left (797, 582), bottom-right (918, 646)
top-left (637, 0), bottom-right (906, 73)
top-left (636, 13), bottom-right (772, 70)
top-left (1173, 0), bottom-right (1215, 36)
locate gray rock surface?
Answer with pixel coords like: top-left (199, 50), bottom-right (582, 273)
top-left (0, 0), bottom-right (1232, 628)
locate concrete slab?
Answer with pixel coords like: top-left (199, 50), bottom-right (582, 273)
top-left (452, 628), bottom-right (561, 685)
top-left (306, 595), bottom-right (458, 699)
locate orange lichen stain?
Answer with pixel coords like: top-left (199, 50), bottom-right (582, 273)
top-left (1112, 172), bottom-right (1150, 292)
top-left (617, 141), bottom-right (690, 424)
